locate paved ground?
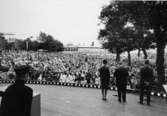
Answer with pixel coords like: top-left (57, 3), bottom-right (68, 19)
top-left (1, 84), bottom-right (167, 116)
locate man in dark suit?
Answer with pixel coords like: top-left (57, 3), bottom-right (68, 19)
top-left (139, 60), bottom-right (154, 105)
top-left (0, 65), bottom-right (33, 116)
top-left (114, 62), bottom-right (129, 103)
top-left (99, 60), bottom-right (110, 101)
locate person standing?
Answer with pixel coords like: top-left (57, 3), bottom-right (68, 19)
top-left (0, 65), bottom-right (33, 116)
top-left (0, 58), bottom-right (9, 72)
top-left (98, 60), bottom-right (110, 101)
top-left (7, 61), bottom-right (16, 79)
top-left (139, 60), bottom-right (154, 105)
top-left (114, 62), bottom-right (129, 103)
top-left (86, 70), bottom-right (92, 84)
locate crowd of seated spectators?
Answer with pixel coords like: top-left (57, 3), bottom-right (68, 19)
top-left (0, 50), bottom-right (166, 91)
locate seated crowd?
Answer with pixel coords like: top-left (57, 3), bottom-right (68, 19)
top-left (0, 50), bottom-right (165, 90)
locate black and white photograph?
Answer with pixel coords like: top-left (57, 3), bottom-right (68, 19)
top-left (0, 0), bottom-right (167, 116)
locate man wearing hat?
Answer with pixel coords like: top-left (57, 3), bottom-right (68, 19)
top-left (0, 65), bottom-right (33, 116)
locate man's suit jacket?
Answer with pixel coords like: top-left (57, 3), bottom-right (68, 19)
top-left (114, 66), bottom-right (129, 87)
top-left (0, 80), bottom-right (33, 116)
top-left (140, 66), bottom-right (154, 85)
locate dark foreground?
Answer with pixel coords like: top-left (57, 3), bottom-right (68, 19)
top-left (1, 84), bottom-right (167, 116)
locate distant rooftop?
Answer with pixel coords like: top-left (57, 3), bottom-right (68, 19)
top-left (65, 43), bottom-right (101, 48)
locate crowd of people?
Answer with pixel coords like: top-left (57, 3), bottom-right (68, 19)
top-left (0, 50), bottom-right (165, 90)
top-left (0, 50), bottom-right (103, 84)
top-left (0, 50), bottom-right (166, 116)
top-left (0, 50), bottom-right (164, 116)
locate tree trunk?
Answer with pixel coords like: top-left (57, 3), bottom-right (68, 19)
top-left (116, 51), bottom-right (120, 62)
top-left (154, 27), bottom-right (165, 84)
top-left (151, 5), bottom-right (166, 84)
top-left (142, 48), bottom-right (148, 59)
top-left (127, 50), bottom-right (131, 66)
top-left (156, 33), bottom-right (165, 84)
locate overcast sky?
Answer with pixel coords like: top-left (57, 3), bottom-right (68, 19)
top-left (0, 0), bottom-right (110, 46)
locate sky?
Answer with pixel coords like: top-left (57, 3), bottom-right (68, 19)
top-left (0, 0), bottom-right (111, 46)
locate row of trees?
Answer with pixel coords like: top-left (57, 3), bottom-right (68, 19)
top-left (98, 1), bottom-right (167, 84)
top-left (0, 32), bottom-right (64, 52)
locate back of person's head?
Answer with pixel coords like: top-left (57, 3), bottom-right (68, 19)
top-left (117, 60), bottom-right (128, 69)
top-left (122, 59), bottom-right (127, 65)
top-left (118, 62), bottom-right (122, 66)
top-left (117, 60), bottom-right (125, 67)
top-left (14, 65), bottom-right (30, 80)
top-left (145, 60), bottom-right (149, 65)
top-left (103, 59), bottom-right (107, 65)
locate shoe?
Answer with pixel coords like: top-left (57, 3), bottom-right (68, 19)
top-left (118, 99), bottom-right (121, 102)
top-left (102, 98), bottom-right (107, 101)
top-left (123, 100), bottom-right (126, 103)
top-left (147, 103), bottom-right (151, 106)
top-left (139, 101), bottom-right (143, 105)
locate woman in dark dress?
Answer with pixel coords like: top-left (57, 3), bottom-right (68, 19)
top-left (98, 60), bottom-right (110, 100)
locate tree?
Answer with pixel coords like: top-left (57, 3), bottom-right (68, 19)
top-left (134, 26), bottom-right (155, 59)
top-left (98, 2), bottom-right (140, 64)
top-left (14, 39), bottom-right (26, 50)
top-left (98, 1), bottom-right (167, 83)
top-left (120, 27), bottom-right (138, 66)
top-left (0, 35), bottom-right (7, 50)
top-left (148, 2), bottom-right (167, 84)
top-left (38, 32), bottom-right (64, 52)
top-left (118, 1), bottom-right (167, 84)
top-left (99, 29), bottom-right (122, 62)
top-left (28, 41), bottom-right (40, 51)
